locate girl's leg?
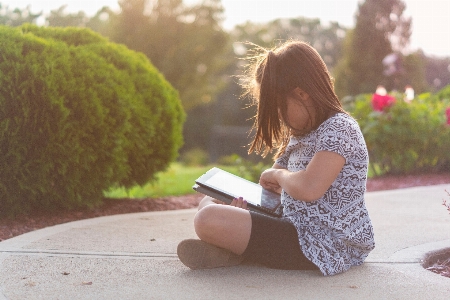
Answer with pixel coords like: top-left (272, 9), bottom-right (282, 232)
top-left (177, 196), bottom-right (251, 269)
top-left (197, 195), bottom-right (224, 210)
top-left (178, 196), bottom-right (318, 271)
top-left (194, 196), bottom-right (252, 255)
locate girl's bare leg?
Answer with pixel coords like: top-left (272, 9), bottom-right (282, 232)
top-left (194, 196), bottom-right (252, 255)
top-left (197, 195), bottom-right (223, 210)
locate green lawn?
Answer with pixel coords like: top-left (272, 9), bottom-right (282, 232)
top-left (104, 161), bottom-right (379, 199)
top-left (104, 163), bottom-right (239, 199)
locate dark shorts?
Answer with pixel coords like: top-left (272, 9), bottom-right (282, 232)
top-left (242, 211), bottom-right (318, 270)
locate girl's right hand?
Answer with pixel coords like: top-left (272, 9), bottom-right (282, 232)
top-left (230, 197), bottom-right (248, 210)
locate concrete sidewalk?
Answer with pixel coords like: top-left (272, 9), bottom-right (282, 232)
top-left (1, 184), bottom-right (449, 300)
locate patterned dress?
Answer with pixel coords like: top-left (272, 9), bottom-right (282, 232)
top-left (276, 113), bottom-right (375, 276)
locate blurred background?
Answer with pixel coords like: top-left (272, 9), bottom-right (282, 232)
top-left (2, 0), bottom-right (449, 164)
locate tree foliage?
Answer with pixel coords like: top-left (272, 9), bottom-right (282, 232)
top-left (0, 25), bottom-right (184, 217)
top-left (402, 51), bottom-right (428, 93)
top-left (0, 3), bottom-right (41, 26)
top-left (334, 0), bottom-right (411, 97)
top-left (1, 0), bottom-right (229, 112)
top-left (46, 5), bottom-right (89, 27)
top-left (211, 17), bottom-right (348, 127)
top-left (186, 17), bottom-right (349, 159)
top-left (108, 0), bottom-right (229, 111)
top-left (426, 56), bottom-right (450, 92)
top-left (3, 0), bottom-right (449, 165)
top-left (232, 17), bottom-right (346, 71)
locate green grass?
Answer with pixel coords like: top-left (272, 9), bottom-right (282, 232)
top-left (104, 161), bottom-right (380, 199)
top-left (368, 163), bottom-right (389, 178)
top-left (104, 163), bottom-right (239, 199)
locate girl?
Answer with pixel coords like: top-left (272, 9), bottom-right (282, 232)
top-left (177, 41), bottom-right (375, 276)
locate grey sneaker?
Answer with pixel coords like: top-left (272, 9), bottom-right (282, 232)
top-left (177, 239), bottom-right (244, 269)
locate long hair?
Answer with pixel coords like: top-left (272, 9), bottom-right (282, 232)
top-left (241, 41), bottom-right (347, 159)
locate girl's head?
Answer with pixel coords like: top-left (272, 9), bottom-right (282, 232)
top-left (242, 40), bottom-right (346, 157)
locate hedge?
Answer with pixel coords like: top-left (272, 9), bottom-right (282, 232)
top-left (349, 86), bottom-right (450, 175)
top-left (0, 24), bottom-right (185, 217)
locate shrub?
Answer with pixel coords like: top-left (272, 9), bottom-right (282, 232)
top-left (179, 148), bottom-right (210, 167)
top-left (218, 154), bottom-right (271, 183)
top-left (350, 88), bottom-right (450, 175)
top-left (0, 25), bottom-right (185, 217)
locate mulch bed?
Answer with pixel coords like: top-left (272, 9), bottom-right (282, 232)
top-left (0, 194), bottom-right (203, 242)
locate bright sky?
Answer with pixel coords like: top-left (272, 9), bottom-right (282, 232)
top-left (3, 0), bottom-right (449, 57)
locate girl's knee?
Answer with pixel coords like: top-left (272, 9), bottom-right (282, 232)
top-left (194, 205), bottom-right (223, 240)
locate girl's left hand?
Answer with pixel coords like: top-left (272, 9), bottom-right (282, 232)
top-left (260, 168), bottom-right (282, 193)
top-left (230, 197), bottom-right (248, 210)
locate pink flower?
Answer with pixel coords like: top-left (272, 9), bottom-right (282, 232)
top-left (372, 94), bottom-right (395, 112)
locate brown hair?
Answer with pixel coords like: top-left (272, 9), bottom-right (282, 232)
top-left (241, 41), bottom-right (347, 159)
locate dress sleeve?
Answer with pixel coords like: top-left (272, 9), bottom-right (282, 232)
top-left (275, 137), bottom-right (297, 168)
top-left (275, 150), bottom-right (289, 168)
top-left (316, 116), bottom-right (360, 162)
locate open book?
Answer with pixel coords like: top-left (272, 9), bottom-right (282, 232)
top-left (193, 167), bottom-right (283, 217)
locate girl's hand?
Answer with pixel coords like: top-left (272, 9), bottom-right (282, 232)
top-left (260, 151), bottom-right (345, 202)
top-left (230, 197), bottom-right (248, 210)
top-left (259, 168), bottom-right (282, 193)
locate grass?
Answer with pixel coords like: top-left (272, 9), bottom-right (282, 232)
top-left (368, 163), bottom-right (382, 178)
top-left (104, 163), bottom-right (239, 199)
top-left (104, 161), bottom-right (382, 200)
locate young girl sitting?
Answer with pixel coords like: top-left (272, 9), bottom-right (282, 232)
top-left (177, 41), bottom-right (375, 276)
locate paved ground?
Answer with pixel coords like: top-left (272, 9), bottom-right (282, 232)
top-left (1, 184), bottom-right (449, 300)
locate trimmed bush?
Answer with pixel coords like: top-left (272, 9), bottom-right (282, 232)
top-left (350, 87), bottom-right (450, 175)
top-left (0, 25), bottom-right (185, 217)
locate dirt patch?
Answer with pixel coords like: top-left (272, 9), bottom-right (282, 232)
top-left (0, 194), bottom-right (203, 242)
top-left (423, 248), bottom-right (450, 278)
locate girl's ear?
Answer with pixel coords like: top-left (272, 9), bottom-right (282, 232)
top-left (292, 87), bottom-right (309, 101)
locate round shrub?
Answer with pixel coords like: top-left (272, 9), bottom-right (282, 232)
top-left (350, 90), bottom-right (450, 175)
top-left (0, 24), bottom-right (185, 217)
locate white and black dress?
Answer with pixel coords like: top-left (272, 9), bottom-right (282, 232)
top-left (276, 113), bottom-right (375, 276)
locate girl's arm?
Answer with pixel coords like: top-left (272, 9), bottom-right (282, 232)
top-left (259, 151), bottom-right (345, 202)
top-left (263, 162), bottom-right (285, 194)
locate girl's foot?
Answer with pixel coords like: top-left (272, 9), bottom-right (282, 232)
top-left (177, 239), bottom-right (244, 269)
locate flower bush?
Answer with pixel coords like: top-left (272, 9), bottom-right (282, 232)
top-left (349, 86), bottom-right (450, 175)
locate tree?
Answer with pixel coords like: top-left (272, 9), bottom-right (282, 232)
top-left (425, 56), bottom-right (450, 92)
top-left (110, 0), bottom-right (229, 111)
top-left (334, 0), bottom-right (411, 97)
top-left (0, 3), bottom-right (41, 26)
top-left (402, 51), bottom-right (428, 94)
top-left (85, 7), bottom-right (117, 38)
top-left (191, 17), bottom-right (348, 160)
top-left (112, 0), bottom-right (150, 52)
top-left (216, 17), bottom-right (347, 126)
top-left (232, 17), bottom-right (347, 71)
top-left (46, 5), bottom-right (89, 27)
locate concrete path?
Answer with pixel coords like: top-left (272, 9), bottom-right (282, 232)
top-left (1, 184), bottom-right (449, 299)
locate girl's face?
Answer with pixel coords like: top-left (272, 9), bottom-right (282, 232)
top-left (283, 89), bottom-right (315, 135)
